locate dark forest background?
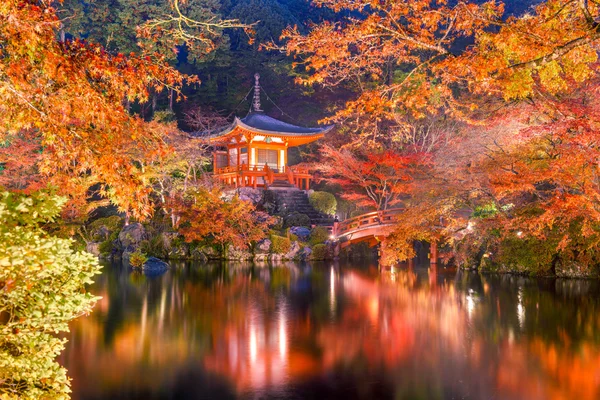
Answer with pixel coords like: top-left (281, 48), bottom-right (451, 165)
top-left (61, 0), bottom-right (542, 129)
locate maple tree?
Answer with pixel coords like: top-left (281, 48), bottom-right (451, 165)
top-left (172, 187), bottom-right (274, 253)
top-left (317, 145), bottom-right (427, 211)
top-left (282, 0), bottom-right (600, 270)
top-left (280, 0), bottom-right (600, 139)
top-left (0, 0), bottom-right (197, 220)
top-left (0, 0), bottom-right (251, 222)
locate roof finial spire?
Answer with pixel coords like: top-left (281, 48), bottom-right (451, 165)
top-left (253, 72), bottom-right (263, 112)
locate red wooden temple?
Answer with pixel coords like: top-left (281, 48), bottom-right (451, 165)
top-left (208, 74), bottom-right (333, 190)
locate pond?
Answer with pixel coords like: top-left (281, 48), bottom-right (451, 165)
top-left (60, 260), bottom-right (600, 399)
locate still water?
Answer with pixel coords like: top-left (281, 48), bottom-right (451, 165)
top-left (60, 261), bottom-right (600, 400)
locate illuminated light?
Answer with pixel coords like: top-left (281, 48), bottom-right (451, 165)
top-left (330, 267), bottom-right (336, 317)
top-left (466, 292), bottom-right (476, 318)
top-left (279, 311), bottom-right (287, 359)
top-left (517, 231), bottom-right (523, 238)
top-left (249, 324), bottom-right (257, 363)
top-left (517, 288), bottom-right (525, 329)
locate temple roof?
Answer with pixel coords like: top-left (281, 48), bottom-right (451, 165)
top-left (240, 113), bottom-right (332, 135)
top-left (205, 73), bottom-right (333, 145)
top-left (207, 112), bottom-right (333, 144)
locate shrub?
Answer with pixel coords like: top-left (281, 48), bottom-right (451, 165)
top-left (129, 250), bottom-right (148, 268)
top-left (309, 226), bottom-right (330, 246)
top-left (284, 212), bottom-right (310, 228)
top-left (0, 191), bottom-right (101, 398)
top-left (140, 235), bottom-right (167, 258)
top-left (270, 235), bottom-right (292, 254)
top-left (88, 215), bottom-right (124, 241)
top-left (309, 191), bottom-right (337, 215)
top-left (99, 239), bottom-right (114, 255)
top-left (311, 243), bottom-right (330, 260)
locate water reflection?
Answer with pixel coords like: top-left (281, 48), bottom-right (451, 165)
top-left (60, 261), bottom-right (600, 399)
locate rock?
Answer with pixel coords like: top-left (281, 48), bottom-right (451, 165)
top-left (201, 246), bottom-right (220, 259)
top-left (160, 232), bottom-right (188, 259)
top-left (290, 226), bottom-right (311, 240)
top-left (118, 223), bottom-right (147, 251)
top-left (237, 187), bottom-right (263, 204)
top-left (256, 238), bottom-right (272, 253)
top-left (222, 187), bottom-right (262, 205)
top-left (142, 257), bottom-right (170, 275)
top-left (299, 246), bottom-right (312, 260)
top-left (190, 247), bottom-right (208, 263)
top-left (254, 238), bottom-right (272, 261)
top-left (284, 241), bottom-right (301, 260)
top-left (85, 242), bottom-right (101, 257)
top-left (227, 244), bottom-right (253, 260)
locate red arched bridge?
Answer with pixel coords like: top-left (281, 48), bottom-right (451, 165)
top-left (332, 208), bottom-right (441, 264)
top-left (332, 208), bottom-right (405, 248)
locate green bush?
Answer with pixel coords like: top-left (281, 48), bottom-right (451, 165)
top-left (88, 215), bottom-right (124, 241)
top-left (309, 226), bottom-right (330, 246)
top-left (99, 239), bottom-right (114, 255)
top-left (472, 203), bottom-right (498, 219)
top-left (284, 212), bottom-right (310, 228)
top-left (270, 235), bottom-right (292, 254)
top-left (140, 235), bottom-right (167, 258)
top-left (491, 232), bottom-right (559, 275)
top-left (0, 191), bottom-right (101, 398)
top-left (129, 250), bottom-right (148, 268)
top-left (309, 191), bottom-right (337, 215)
top-left (311, 243), bottom-right (330, 260)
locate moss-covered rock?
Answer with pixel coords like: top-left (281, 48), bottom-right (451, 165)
top-left (309, 226), bottom-right (330, 246)
top-left (284, 212), bottom-right (310, 228)
top-left (311, 243), bottom-right (331, 260)
top-left (270, 235), bottom-right (292, 254)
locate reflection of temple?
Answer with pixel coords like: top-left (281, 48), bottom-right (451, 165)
top-left (209, 74), bottom-right (333, 189)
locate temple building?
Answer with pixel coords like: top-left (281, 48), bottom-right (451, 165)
top-left (209, 74), bottom-right (333, 190)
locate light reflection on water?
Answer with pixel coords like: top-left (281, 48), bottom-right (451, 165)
top-left (60, 261), bottom-right (600, 400)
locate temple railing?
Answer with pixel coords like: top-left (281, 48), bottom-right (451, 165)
top-left (334, 208), bottom-right (405, 238)
top-left (212, 164), bottom-right (313, 190)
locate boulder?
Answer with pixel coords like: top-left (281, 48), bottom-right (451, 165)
top-left (290, 226), bottom-right (311, 241)
top-left (299, 246), bottom-right (312, 260)
top-left (160, 232), bottom-right (189, 259)
top-left (222, 187), bottom-right (262, 205)
top-left (143, 257), bottom-right (170, 275)
top-left (269, 241), bottom-right (302, 261)
top-left (190, 247), bottom-right (208, 263)
top-left (227, 244), bottom-right (253, 261)
top-left (284, 241), bottom-right (301, 260)
top-left (256, 238), bottom-right (272, 253)
top-left (85, 242), bottom-right (101, 257)
top-left (237, 187), bottom-right (263, 204)
top-left (201, 246), bottom-right (220, 259)
top-left (254, 238), bottom-right (272, 261)
top-left (118, 223), bottom-right (147, 251)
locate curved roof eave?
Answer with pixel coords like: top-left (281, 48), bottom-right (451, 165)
top-left (209, 116), bottom-right (334, 143)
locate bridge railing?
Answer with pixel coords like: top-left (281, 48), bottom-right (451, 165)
top-left (334, 208), bottom-right (404, 237)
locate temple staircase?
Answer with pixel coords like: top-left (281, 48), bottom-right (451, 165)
top-left (269, 183), bottom-right (334, 227)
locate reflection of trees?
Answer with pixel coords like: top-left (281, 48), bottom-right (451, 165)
top-left (61, 262), bottom-right (600, 399)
